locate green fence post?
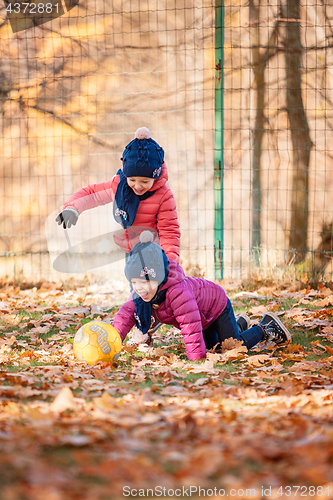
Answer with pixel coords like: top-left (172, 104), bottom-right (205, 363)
top-left (214, 0), bottom-right (224, 280)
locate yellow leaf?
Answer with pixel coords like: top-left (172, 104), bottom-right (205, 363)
top-left (287, 343), bottom-right (304, 353)
top-left (187, 359), bottom-right (217, 373)
top-left (220, 346), bottom-right (248, 362)
top-left (93, 391), bottom-right (118, 410)
top-left (249, 305), bottom-right (268, 316)
top-left (247, 354), bottom-right (271, 367)
top-left (50, 387), bottom-right (76, 413)
top-left (220, 337), bottom-right (244, 351)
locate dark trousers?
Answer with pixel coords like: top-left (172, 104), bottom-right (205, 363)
top-left (203, 298), bottom-right (264, 350)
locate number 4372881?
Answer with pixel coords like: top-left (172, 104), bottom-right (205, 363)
top-left (6, 3), bottom-right (59, 14)
top-left (276, 486), bottom-right (329, 496)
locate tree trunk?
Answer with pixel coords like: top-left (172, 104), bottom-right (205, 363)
top-left (250, 0), bottom-right (265, 251)
top-left (313, 221), bottom-right (333, 275)
top-left (283, 0), bottom-right (313, 262)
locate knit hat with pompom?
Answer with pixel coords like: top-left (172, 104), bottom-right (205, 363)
top-left (125, 230), bottom-right (168, 285)
top-left (121, 127), bottom-right (164, 179)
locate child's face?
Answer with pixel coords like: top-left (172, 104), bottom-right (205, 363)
top-left (131, 278), bottom-right (159, 302)
top-left (127, 177), bottom-right (155, 195)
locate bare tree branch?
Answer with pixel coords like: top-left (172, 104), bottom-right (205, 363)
top-left (0, 16), bottom-right (8, 29)
top-left (37, 24), bottom-right (88, 54)
top-left (20, 101), bottom-right (114, 149)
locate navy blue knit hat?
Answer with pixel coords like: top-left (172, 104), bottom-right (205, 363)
top-left (121, 127), bottom-right (164, 179)
top-left (125, 231), bottom-right (168, 285)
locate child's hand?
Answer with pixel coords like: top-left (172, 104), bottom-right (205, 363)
top-left (55, 209), bottom-right (79, 229)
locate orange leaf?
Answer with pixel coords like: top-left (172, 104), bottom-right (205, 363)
top-left (247, 354), bottom-right (271, 367)
top-left (220, 345), bottom-right (248, 362)
top-left (220, 337), bottom-right (244, 351)
top-left (325, 345), bottom-right (333, 355)
top-left (239, 377), bottom-right (251, 385)
top-left (287, 343), bottom-right (303, 353)
top-left (19, 350), bottom-right (35, 358)
top-left (280, 353), bottom-right (304, 361)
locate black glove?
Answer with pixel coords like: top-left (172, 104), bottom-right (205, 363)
top-left (55, 209), bottom-right (79, 229)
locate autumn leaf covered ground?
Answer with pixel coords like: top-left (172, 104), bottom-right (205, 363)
top-left (0, 279), bottom-right (333, 500)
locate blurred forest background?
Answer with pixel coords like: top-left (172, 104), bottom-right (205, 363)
top-left (0, 0), bottom-right (333, 284)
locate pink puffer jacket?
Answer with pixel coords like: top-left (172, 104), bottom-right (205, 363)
top-left (113, 260), bottom-right (228, 360)
top-left (62, 164), bottom-right (180, 263)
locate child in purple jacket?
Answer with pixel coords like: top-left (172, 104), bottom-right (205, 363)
top-left (112, 231), bottom-right (291, 361)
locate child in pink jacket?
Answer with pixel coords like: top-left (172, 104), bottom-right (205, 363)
top-left (56, 127), bottom-right (180, 263)
top-left (113, 232), bottom-right (291, 361)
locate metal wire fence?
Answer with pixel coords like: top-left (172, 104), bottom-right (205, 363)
top-left (222, 0), bottom-right (333, 284)
top-left (1, 0), bottom-right (333, 285)
top-left (0, 0), bottom-right (216, 283)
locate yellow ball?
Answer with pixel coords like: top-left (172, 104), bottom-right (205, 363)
top-left (73, 321), bottom-right (122, 365)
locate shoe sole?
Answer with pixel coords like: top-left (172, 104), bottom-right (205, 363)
top-left (263, 312), bottom-right (292, 343)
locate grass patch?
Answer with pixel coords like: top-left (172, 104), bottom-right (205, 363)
top-left (16, 309), bottom-right (44, 319)
top-left (0, 363), bottom-right (22, 373)
top-left (304, 353), bottom-right (330, 362)
top-left (79, 316), bottom-right (108, 327)
top-left (138, 379), bottom-right (155, 389)
top-left (104, 307), bottom-right (119, 314)
top-left (244, 458), bottom-right (261, 473)
top-left (0, 325), bottom-right (20, 334)
top-left (77, 474), bottom-right (106, 486)
top-left (184, 372), bottom-right (210, 382)
top-left (217, 362), bottom-right (240, 373)
top-left (294, 302), bottom-right (324, 312)
top-left (29, 360), bottom-right (59, 367)
top-left (42, 445), bottom-right (78, 468)
top-left (281, 360), bottom-right (297, 368)
top-left (291, 329), bottom-right (319, 348)
top-left (279, 298), bottom-right (298, 310)
top-left (39, 327), bottom-right (61, 340)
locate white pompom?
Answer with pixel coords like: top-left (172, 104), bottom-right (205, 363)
top-left (135, 127), bottom-right (151, 140)
top-left (140, 231), bottom-right (154, 243)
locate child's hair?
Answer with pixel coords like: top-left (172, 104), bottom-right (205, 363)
top-left (121, 128), bottom-right (165, 179)
top-left (124, 231), bottom-right (168, 285)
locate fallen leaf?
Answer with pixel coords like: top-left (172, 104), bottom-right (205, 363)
top-left (187, 359), bottom-right (217, 373)
top-left (249, 305), bottom-right (268, 316)
top-left (321, 326), bottom-right (333, 335)
top-left (247, 354), bottom-right (272, 367)
top-left (325, 345), bottom-right (333, 355)
top-left (220, 337), bottom-right (244, 351)
top-left (316, 296), bottom-right (333, 307)
top-left (0, 301), bottom-right (10, 312)
top-left (93, 391), bottom-right (119, 410)
top-left (220, 346), bottom-right (248, 362)
top-left (287, 343), bottom-right (304, 353)
top-left (50, 387), bottom-right (76, 413)
top-left (194, 377), bottom-right (209, 386)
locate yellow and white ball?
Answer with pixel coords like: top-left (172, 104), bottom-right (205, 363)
top-left (73, 321), bottom-right (122, 365)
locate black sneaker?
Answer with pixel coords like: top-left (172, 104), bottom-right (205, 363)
top-left (259, 312), bottom-right (291, 344)
top-left (236, 313), bottom-right (251, 334)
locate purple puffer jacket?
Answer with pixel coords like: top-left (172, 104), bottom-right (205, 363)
top-left (113, 260), bottom-right (228, 360)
